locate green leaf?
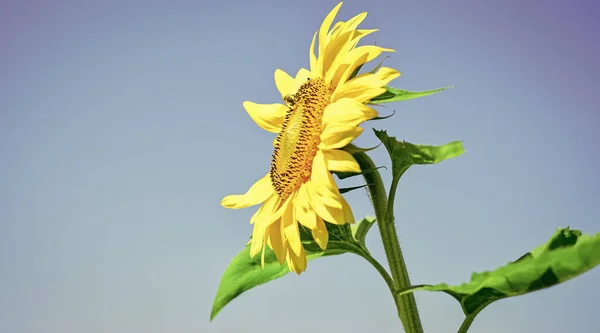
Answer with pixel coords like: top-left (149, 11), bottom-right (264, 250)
top-left (398, 228), bottom-right (600, 316)
top-left (210, 223), bottom-right (361, 321)
top-left (370, 86), bottom-right (452, 104)
top-left (351, 216), bottom-right (376, 246)
top-left (373, 129), bottom-right (465, 180)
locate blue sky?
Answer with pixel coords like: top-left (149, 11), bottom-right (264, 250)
top-left (1, 0), bottom-right (599, 332)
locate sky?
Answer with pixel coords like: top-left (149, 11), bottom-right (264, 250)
top-left (1, 0), bottom-right (599, 332)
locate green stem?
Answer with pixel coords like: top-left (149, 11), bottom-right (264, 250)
top-left (354, 152), bottom-right (424, 333)
top-left (360, 249), bottom-right (396, 296)
top-left (457, 314), bottom-right (476, 333)
top-left (457, 302), bottom-right (491, 333)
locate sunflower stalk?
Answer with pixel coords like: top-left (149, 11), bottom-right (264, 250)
top-left (353, 152), bottom-right (424, 333)
top-left (212, 2), bottom-right (600, 330)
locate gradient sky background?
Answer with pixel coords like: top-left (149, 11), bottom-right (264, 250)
top-left (1, 0), bottom-right (599, 332)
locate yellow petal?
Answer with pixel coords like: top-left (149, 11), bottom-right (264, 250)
top-left (353, 45), bottom-right (394, 64)
top-left (267, 219), bottom-right (286, 265)
top-left (307, 153), bottom-right (346, 225)
top-left (249, 194), bottom-right (280, 257)
top-left (340, 195), bottom-right (355, 224)
top-left (243, 101), bottom-right (287, 133)
top-left (322, 30), bottom-right (355, 80)
top-left (323, 149), bottom-right (361, 173)
top-left (265, 195), bottom-right (287, 227)
top-left (329, 21), bottom-right (345, 38)
top-left (260, 237), bottom-right (267, 268)
top-left (250, 193), bottom-right (276, 224)
top-left (374, 66), bottom-right (401, 86)
top-left (340, 12), bottom-right (367, 32)
top-left (295, 184), bottom-right (317, 229)
top-left (319, 125), bottom-right (363, 150)
top-left (294, 68), bottom-right (312, 85)
top-left (274, 69), bottom-right (296, 99)
top-left (318, 2), bottom-right (343, 75)
top-left (307, 181), bottom-right (345, 225)
top-left (328, 51), bottom-right (367, 89)
top-left (323, 13), bottom-right (368, 81)
top-left (323, 98), bottom-right (378, 128)
top-left (275, 68), bottom-right (312, 101)
top-left (333, 46), bottom-right (390, 88)
top-left (250, 223), bottom-right (265, 257)
top-left (332, 64), bottom-right (400, 102)
top-left (255, 194), bottom-right (279, 224)
top-left (221, 174), bottom-right (273, 209)
top-left (282, 197), bottom-right (302, 256)
top-left (309, 32), bottom-right (318, 75)
top-left (253, 194), bottom-right (285, 231)
top-left (331, 75), bottom-right (386, 103)
top-left (312, 216), bottom-right (329, 250)
top-left (353, 29), bottom-right (378, 41)
top-left (328, 12), bottom-right (366, 42)
top-left (327, 62), bottom-right (350, 91)
top-left (286, 245), bottom-right (307, 274)
top-left (310, 151), bottom-right (343, 209)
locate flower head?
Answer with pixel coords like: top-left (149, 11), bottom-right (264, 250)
top-left (221, 2), bottom-right (399, 274)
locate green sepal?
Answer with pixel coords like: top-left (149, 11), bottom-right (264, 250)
top-left (343, 143), bottom-right (381, 154)
top-left (371, 86), bottom-right (453, 104)
top-left (348, 64), bottom-right (363, 80)
top-left (370, 110), bottom-right (396, 121)
top-left (333, 165), bottom-right (386, 180)
top-left (339, 184), bottom-right (368, 194)
top-left (397, 228), bottom-right (600, 316)
top-left (348, 55), bottom-right (390, 80)
top-left (350, 216), bottom-right (376, 247)
top-left (369, 56), bottom-right (391, 74)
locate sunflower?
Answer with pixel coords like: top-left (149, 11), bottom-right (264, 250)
top-left (221, 2), bottom-right (400, 274)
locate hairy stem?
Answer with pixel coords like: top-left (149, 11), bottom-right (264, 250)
top-left (354, 152), bottom-right (424, 333)
top-left (457, 302), bottom-right (492, 333)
